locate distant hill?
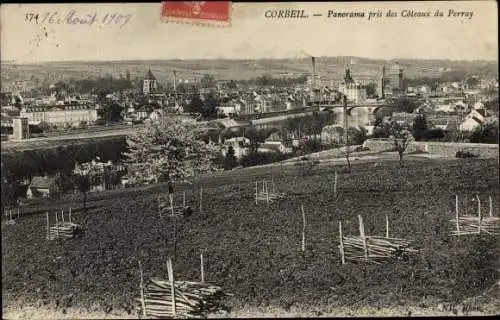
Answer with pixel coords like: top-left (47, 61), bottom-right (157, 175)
top-left (1, 57), bottom-right (497, 91)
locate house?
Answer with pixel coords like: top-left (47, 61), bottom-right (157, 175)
top-left (258, 132), bottom-right (293, 154)
top-left (222, 137), bottom-right (250, 159)
top-left (458, 108), bottom-right (488, 131)
top-left (26, 176), bottom-right (60, 199)
top-left (459, 116), bottom-right (483, 132)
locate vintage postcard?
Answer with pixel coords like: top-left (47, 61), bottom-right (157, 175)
top-left (1, 1), bottom-right (498, 319)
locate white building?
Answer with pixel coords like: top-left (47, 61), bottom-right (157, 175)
top-left (459, 109), bottom-right (492, 131)
top-left (143, 69), bottom-right (158, 94)
top-left (222, 137), bottom-right (250, 159)
top-left (20, 105), bottom-right (99, 126)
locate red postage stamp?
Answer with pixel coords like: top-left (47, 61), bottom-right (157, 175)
top-left (161, 1), bottom-right (232, 27)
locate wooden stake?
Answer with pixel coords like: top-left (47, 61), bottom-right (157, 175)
top-left (167, 258), bottom-right (176, 317)
top-left (339, 221), bottom-right (345, 265)
top-left (183, 191), bottom-right (186, 207)
top-left (255, 181), bottom-right (258, 204)
top-left (334, 171), bottom-right (338, 198)
top-left (9, 209), bottom-right (12, 221)
top-left (55, 212), bottom-right (59, 239)
top-left (199, 187), bottom-right (203, 213)
top-left (200, 252), bottom-right (205, 283)
top-left (358, 215), bottom-right (368, 262)
top-left (489, 196), bottom-right (493, 217)
top-left (61, 209), bottom-right (65, 223)
top-left (265, 181), bottom-right (269, 205)
top-left (157, 195), bottom-right (161, 217)
top-left (173, 219), bottom-right (177, 259)
top-left (477, 195), bottom-right (482, 234)
top-left (301, 205), bottom-right (306, 252)
top-left (17, 208), bottom-right (20, 220)
top-left (465, 195), bottom-right (468, 216)
top-left (385, 214), bottom-right (389, 238)
top-left (455, 195), bottom-right (460, 235)
top-left (138, 261), bottom-right (147, 319)
top-left (69, 207), bottom-right (72, 224)
top-left (169, 194), bottom-right (174, 216)
top-left (46, 212), bottom-right (49, 240)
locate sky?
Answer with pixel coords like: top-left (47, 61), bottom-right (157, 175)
top-left (1, 1), bottom-right (498, 63)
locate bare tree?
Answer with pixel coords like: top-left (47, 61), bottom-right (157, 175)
top-left (388, 121), bottom-right (414, 167)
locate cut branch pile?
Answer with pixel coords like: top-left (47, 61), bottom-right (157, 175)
top-left (4, 207), bottom-right (19, 225)
top-left (158, 193), bottom-right (193, 217)
top-left (450, 216), bottom-right (500, 235)
top-left (339, 215), bottom-right (418, 264)
top-left (46, 209), bottom-right (84, 240)
top-left (254, 178), bottom-right (285, 204)
top-left (341, 235), bottom-right (417, 264)
top-left (451, 195), bottom-right (499, 236)
top-left (135, 279), bottom-right (225, 318)
top-left (136, 259), bottom-right (226, 319)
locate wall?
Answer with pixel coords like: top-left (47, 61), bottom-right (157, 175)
top-left (363, 139), bottom-right (499, 158)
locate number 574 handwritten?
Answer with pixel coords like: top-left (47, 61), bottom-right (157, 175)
top-left (25, 13), bottom-right (40, 22)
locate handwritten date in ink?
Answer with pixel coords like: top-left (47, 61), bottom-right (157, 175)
top-left (25, 10), bottom-right (132, 28)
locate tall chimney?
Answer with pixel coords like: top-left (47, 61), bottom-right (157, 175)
top-left (311, 57), bottom-right (316, 104)
top-left (381, 65), bottom-right (386, 98)
top-left (398, 68), bottom-right (404, 91)
top-left (173, 71), bottom-right (177, 92)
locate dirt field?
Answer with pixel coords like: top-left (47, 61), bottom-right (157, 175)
top-left (2, 157), bottom-right (499, 317)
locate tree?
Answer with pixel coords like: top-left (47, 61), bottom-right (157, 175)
top-left (469, 122), bottom-right (499, 144)
top-left (124, 118), bottom-right (220, 188)
top-left (365, 83), bottom-right (377, 98)
top-left (185, 95), bottom-right (204, 114)
top-left (200, 74), bottom-right (216, 88)
top-left (202, 91), bottom-right (219, 118)
top-left (412, 113), bottom-right (428, 141)
top-left (74, 172), bottom-right (90, 212)
top-left (391, 97), bottom-right (418, 113)
top-left (102, 102), bottom-right (124, 123)
top-left (223, 146), bottom-right (239, 170)
top-left (388, 121), bottom-right (414, 167)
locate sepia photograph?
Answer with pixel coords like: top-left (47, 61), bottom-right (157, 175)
top-left (1, 1), bottom-right (499, 318)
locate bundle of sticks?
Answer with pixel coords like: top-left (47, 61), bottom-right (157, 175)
top-left (4, 208), bottom-right (19, 225)
top-left (255, 179), bottom-right (285, 204)
top-left (48, 222), bottom-right (84, 240)
top-left (136, 279), bottom-right (225, 318)
top-left (341, 235), bottom-right (417, 264)
top-left (451, 195), bottom-right (499, 236)
top-left (46, 210), bottom-right (84, 240)
top-left (339, 215), bottom-right (418, 265)
top-left (158, 194), bottom-right (192, 217)
top-left (450, 216), bottom-right (500, 236)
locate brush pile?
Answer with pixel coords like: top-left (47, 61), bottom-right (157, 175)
top-left (451, 195), bottom-right (499, 236)
top-left (158, 196), bottom-right (193, 217)
top-left (136, 279), bottom-right (225, 318)
top-left (255, 179), bottom-right (286, 204)
top-left (450, 216), bottom-right (500, 236)
top-left (47, 222), bottom-right (84, 240)
top-left (341, 235), bottom-right (418, 264)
